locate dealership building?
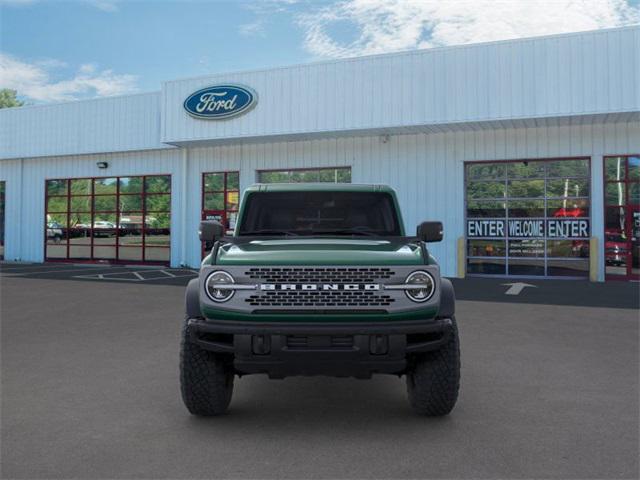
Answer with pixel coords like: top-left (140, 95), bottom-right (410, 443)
top-left (0, 26), bottom-right (638, 281)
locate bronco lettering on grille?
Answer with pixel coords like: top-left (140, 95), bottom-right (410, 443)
top-left (260, 284), bottom-right (381, 291)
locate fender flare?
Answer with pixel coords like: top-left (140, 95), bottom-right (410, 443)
top-left (437, 277), bottom-right (456, 319)
top-left (185, 278), bottom-right (203, 319)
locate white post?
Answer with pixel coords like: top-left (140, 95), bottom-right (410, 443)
top-left (591, 155), bottom-right (605, 282)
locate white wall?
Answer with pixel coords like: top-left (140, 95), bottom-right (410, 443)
top-left (1, 120), bottom-right (638, 280)
top-left (0, 92), bottom-right (169, 160)
top-left (0, 149), bottom-right (184, 265)
top-left (162, 27), bottom-right (639, 145)
top-left (2, 27), bottom-right (636, 161)
top-left (183, 121), bottom-right (639, 280)
top-left (0, 159), bottom-right (22, 261)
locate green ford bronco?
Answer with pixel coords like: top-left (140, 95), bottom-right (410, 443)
top-left (181, 184), bottom-right (460, 416)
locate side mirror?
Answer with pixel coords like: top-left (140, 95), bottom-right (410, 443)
top-left (199, 220), bottom-right (225, 243)
top-left (417, 221), bottom-right (443, 243)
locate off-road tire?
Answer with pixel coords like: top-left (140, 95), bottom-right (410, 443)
top-left (406, 316), bottom-right (460, 416)
top-left (180, 318), bottom-right (234, 416)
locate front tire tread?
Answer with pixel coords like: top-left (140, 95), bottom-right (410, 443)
top-left (180, 318), bottom-right (234, 416)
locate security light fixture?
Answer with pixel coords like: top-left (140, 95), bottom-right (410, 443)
top-left (96, 162), bottom-right (108, 169)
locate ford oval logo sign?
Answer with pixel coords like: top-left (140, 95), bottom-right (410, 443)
top-left (183, 84), bottom-right (257, 120)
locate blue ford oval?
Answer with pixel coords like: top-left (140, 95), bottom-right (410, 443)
top-left (183, 85), bottom-right (257, 119)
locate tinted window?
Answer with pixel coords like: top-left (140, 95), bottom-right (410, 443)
top-left (547, 199), bottom-right (590, 218)
top-left (44, 175), bottom-right (171, 264)
top-left (605, 183), bottom-right (625, 205)
top-left (94, 178), bottom-right (117, 194)
top-left (465, 158), bottom-right (591, 278)
top-left (466, 181), bottom-right (506, 199)
top-left (467, 240), bottom-right (506, 257)
top-left (604, 157), bottom-right (625, 181)
top-left (47, 179), bottom-right (68, 196)
top-left (204, 173), bottom-right (224, 191)
top-left (467, 258), bottom-right (506, 275)
top-left (507, 161), bottom-right (545, 179)
top-left (467, 163), bottom-right (506, 180)
top-left (629, 156), bottom-right (640, 181)
top-left (508, 200), bottom-right (545, 218)
top-left (239, 191), bottom-right (401, 236)
top-left (507, 180), bottom-right (545, 198)
top-left (145, 175), bottom-right (171, 193)
top-left (466, 200), bottom-right (506, 218)
top-left (119, 177), bottom-right (143, 194)
top-left (508, 239), bottom-right (545, 257)
top-left (547, 179), bottom-right (590, 198)
top-left (547, 159), bottom-right (589, 177)
top-left (70, 179), bottom-right (91, 195)
top-left (258, 167), bottom-right (351, 184)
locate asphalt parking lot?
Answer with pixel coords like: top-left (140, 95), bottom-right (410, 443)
top-left (1, 263), bottom-right (638, 479)
top-left (0, 262), bottom-right (197, 286)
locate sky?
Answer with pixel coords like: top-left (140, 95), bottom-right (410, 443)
top-left (1, 0), bottom-right (639, 104)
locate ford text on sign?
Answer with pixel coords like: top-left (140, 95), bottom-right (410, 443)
top-left (184, 85), bottom-right (257, 119)
top-left (467, 219), bottom-right (589, 238)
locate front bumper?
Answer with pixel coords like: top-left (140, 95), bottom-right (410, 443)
top-left (188, 318), bottom-right (452, 378)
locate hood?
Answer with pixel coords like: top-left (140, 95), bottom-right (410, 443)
top-left (214, 238), bottom-right (424, 266)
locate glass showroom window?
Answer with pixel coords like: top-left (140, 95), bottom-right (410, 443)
top-left (201, 171), bottom-right (239, 257)
top-left (202, 171), bottom-right (240, 231)
top-left (45, 175), bottom-right (171, 264)
top-left (603, 155), bottom-right (639, 280)
top-left (258, 167), bottom-right (351, 183)
top-left (465, 158), bottom-right (591, 277)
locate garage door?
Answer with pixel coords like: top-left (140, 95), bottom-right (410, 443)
top-left (45, 175), bottom-right (171, 264)
top-left (465, 158), bottom-right (591, 278)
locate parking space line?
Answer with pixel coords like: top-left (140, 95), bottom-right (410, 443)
top-left (73, 272), bottom-right (196, 282)
top-left (135, 273), bottom-right (197, 282)
top-left (0, 266), bottom-right (133, 276)
top-left (73, 273), bottom-right (140, 281)
top-left (1, 262), bottom-right (198, 284)
top-left (124, 264), bottom-right (165, 269)
top-left (71, 268), bottom-right (198, 282)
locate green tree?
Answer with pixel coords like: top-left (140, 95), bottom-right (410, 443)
top-left (0, 89), bottom-right (24, 109)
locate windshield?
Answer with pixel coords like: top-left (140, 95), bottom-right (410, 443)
top-left (238, 191), bottom-right (402, 236)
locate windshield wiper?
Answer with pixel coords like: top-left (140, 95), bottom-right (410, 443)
top-left (240, 229), bottom-right (300, 236)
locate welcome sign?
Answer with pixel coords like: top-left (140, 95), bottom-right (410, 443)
top-left (467, 219), bottom-right (590, 239)
top-left (184, 84), bottom-right (257, 119)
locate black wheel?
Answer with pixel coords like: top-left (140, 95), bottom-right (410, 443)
top-left (406, 316), bottom-right (460, 416)
top-left (180, 318), bottom-right (234, 416)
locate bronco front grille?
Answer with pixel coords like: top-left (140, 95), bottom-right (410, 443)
top-left (245, 267), bottom-right (394, 284)
top-left (245, 290), bottom-right (395, 307)
top-left (243, 267), bottom-right (397, 308)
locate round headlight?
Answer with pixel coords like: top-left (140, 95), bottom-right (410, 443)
top-left (205, 271), bottom-right (235, 302)
top-left (404, 270), bottom-right (435, 302)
